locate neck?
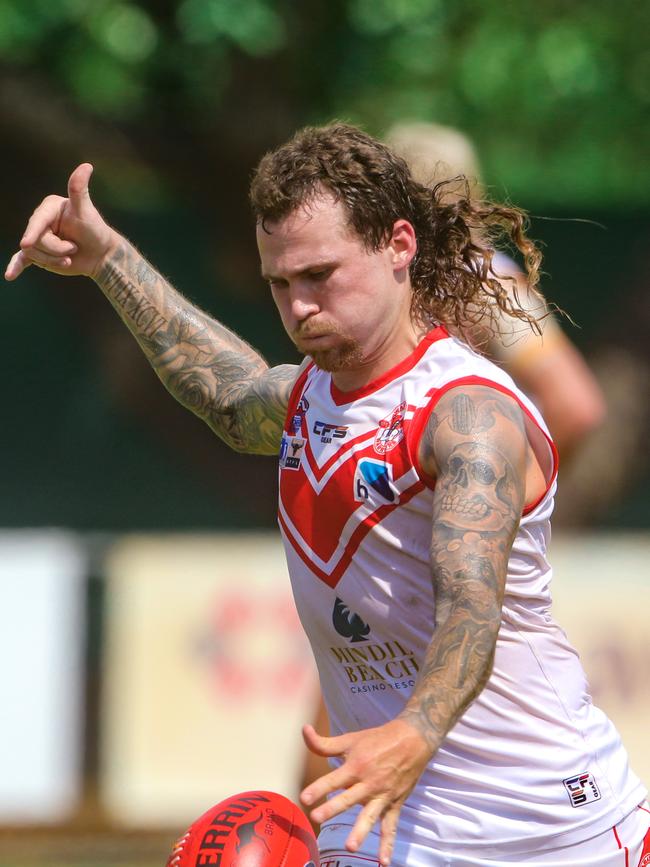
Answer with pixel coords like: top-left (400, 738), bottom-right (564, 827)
top-left (330, 319), bottom-right (428, 393)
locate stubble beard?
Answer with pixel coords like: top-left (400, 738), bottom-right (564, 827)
top-left (292, 324), bottom-right (363, 372)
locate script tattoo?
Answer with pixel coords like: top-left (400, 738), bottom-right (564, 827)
top-left (400, 386), bottom-right (526, 750)
top-left (97, 242), bottom-right (296, 454)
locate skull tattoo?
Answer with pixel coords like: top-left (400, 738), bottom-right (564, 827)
top-left (438, 442), bottom-right (514, 532)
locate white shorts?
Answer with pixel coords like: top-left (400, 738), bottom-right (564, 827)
top-left (318, 802), bottom-right (650, 867)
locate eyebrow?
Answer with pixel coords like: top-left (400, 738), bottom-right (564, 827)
top-left (261, 261), bottom-right (336, 282)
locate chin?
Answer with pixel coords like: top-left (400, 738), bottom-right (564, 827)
top-left (308, 343), bottom-right (363, 372)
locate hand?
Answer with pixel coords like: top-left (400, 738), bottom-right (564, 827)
top-left (5, 163), bottom-right (119, 282)
top-left (300, 719), bottom-right (432, 867)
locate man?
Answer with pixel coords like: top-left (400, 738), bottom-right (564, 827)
top-left (6, 124), bottom-right (647, 866)
top-left (301, 122), bottom-right (608, 799)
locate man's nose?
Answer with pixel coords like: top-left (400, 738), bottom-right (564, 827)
top-left (290, 287), bottom-right (319, 321)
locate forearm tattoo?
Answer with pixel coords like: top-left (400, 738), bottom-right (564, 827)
top-left (399, 386), bottom-right (526, 751)
top-left (96, 242), bottom-right (296, 454)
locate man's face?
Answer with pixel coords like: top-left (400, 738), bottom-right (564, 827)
top-left (257, 193), bottom-right (414, 374)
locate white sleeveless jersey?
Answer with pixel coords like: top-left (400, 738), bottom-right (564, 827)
top-left (278, 327), bottom-right (645, 857)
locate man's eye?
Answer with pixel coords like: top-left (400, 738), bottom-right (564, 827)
top-left (310, 269), bottom-right (330, 281)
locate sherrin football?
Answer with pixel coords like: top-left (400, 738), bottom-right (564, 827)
top-left (166, 790), bottom-right (320, 867)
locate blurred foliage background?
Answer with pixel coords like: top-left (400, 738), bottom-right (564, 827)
top-left (2, 0), bottom-right (649, 530)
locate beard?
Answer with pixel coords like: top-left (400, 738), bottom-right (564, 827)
top-left (292, 322), bottom-right (363, 372)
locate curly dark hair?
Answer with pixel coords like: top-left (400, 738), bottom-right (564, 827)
top-left (249, 123), bottom-right (545, 341)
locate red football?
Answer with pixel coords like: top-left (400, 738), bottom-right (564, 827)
top-left (166, 790), bottom-right (320, 867)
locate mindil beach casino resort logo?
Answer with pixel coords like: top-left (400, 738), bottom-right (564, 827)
top-left (329, 598), bottom-right (420, 694)
top-left (332, 597), bottom-right (371, 643)
top-left (374, 401), bottom-right (406, 454)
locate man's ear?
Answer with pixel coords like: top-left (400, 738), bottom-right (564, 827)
top-left (389, 219), bottom-right (417, 270)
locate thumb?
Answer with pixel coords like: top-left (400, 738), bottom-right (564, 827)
top-left (302, 723), bottom-right (349, 757)
top-left (67, 163), bottom-right (95, 217)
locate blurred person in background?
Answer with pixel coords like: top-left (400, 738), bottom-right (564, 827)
top-left (301, 119), bottom-right (608, 796)
top-left (6, 123), bottom-right (647, 867)
top-left (385, 121), bottom-right (606, 463)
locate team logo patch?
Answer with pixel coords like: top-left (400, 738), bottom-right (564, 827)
top-left (374, 401), bottom-right (406, 454)
top-left (279, 434), bottom-right (305, 470)
top-left (562, 772), bottom-right (601, 807)
top-left (313, 420), bottom-right (348, 443)
top-left (354, 458), bottom-right (396, 504)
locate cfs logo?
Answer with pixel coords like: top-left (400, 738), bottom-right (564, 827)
top-left (313, 420), bottom-right (348, 444)
top-left (562, 772), bottom-right (601, 807)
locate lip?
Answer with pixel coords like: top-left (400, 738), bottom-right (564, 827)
top-left (296, 332), bottom-right (333, 345)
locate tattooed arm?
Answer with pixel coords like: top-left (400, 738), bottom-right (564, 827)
top-left (5, 163), bottom-right (296, 454)
top-left (96, 242), bottom-right (297, 453)
top-left (300, 385), bottom-right (527, 866)
top-left (398, 384), bottom-right (526, 747)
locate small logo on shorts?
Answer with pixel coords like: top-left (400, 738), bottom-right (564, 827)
top-left (563, 772), bottom-right (601, 807)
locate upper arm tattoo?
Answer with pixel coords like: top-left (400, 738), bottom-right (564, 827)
top-left (400, 386), bottom-right (527, 749)
top-left (96, 241), bottom-right (296, 454)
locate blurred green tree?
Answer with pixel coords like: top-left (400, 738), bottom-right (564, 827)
top-left (2, 0), bottom-right (649, 531)
top-left (0, 0), bottom-right (647, 214)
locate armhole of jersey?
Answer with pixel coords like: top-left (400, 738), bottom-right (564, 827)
top-left (407, 375), bottom-right (559, 514)
top-left (283, 361), bottom-right (314, 431)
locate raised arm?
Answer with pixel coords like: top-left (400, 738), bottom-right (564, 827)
top-left (300, 385), bottom-right (527, 866)
top-left (5, 163), bottom-right (296, 454)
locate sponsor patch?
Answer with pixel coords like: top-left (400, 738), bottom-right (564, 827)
top-left (354, 458), bottom-right (396, 504)
top-left (313, 420), bottom-right (348, 444)
top-left (279, 434), bottom-right (305, 470)
top-left (332, 597), bottom-right (370, 642)
top-left (562, 772), bottom-right (601, 807)
top-left (290, 396), bottom-right (310, 433)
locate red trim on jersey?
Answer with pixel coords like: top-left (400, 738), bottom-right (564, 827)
top-left (279, 478), bottom-right (426, 588)
top-left (329, 325), bottom-right (449, 406)
top-left (612, 822), bottom-right (629, 867)
top-left (406, 375), bottom-right (559, 515)
top-left (283, 361), bottom-right (315, 431)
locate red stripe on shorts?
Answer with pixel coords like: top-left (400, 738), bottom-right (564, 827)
top-left (613, 823), bottom-right (630, 867)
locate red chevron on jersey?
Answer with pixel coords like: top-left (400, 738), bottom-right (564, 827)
top-left (279, 428), bottom-right (423, 587)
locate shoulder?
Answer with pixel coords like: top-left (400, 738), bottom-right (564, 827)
top-left (419, 383), bottom-right (527, 481)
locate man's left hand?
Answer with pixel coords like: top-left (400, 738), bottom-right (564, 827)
top-left (300, 719), bottom-right (432, 867)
